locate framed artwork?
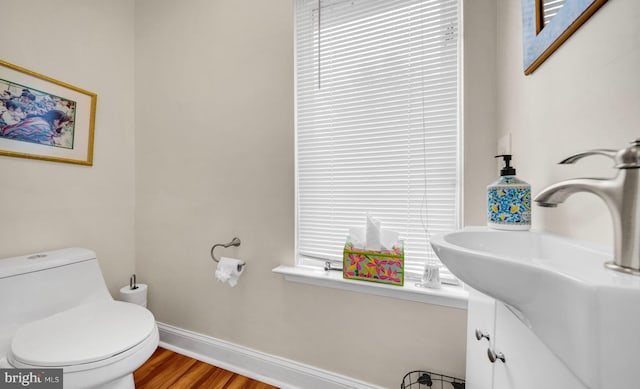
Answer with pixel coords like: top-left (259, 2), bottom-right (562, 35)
top-left (522, 0), bottom-right (607, 75)
top-left (0, 59), bottom-right (96, 165)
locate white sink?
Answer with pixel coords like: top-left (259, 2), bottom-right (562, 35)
top-left (431, 227), bottom-right (640, 389)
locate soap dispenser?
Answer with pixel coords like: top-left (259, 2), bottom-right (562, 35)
top-left (488, 155), bottom-right (531, 230)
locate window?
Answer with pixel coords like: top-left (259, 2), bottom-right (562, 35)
top-left (295, 0), bottom-right (460, 281)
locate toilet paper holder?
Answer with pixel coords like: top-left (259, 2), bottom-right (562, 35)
top-left (210, 237), bottom-right (245, 271)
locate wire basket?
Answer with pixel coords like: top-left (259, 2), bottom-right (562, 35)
top-left (401, 370), bottom-right (465, 389)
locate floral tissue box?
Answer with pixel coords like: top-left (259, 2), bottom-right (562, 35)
top-left (343, 239), bottom-right (404, 286)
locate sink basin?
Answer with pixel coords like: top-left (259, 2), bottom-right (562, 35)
top-left (431, 227), bottom-right (640, 389)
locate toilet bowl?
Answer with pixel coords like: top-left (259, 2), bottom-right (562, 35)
top-left (0, 248), bottom-right (159, 389)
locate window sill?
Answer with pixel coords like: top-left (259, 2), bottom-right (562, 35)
top-left (272, 265), bottom-right (468, 310)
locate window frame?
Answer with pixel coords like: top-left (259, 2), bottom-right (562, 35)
top-left (293, 0), bottom-right (464, 283)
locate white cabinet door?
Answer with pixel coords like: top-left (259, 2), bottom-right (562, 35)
top-left (465, 287), bottom-right (496, 389)
top-left (492, 302), bottom-right (587, 389)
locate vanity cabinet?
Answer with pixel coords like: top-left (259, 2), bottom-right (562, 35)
top-left (465, 287), bottom-right (587, 389)
top-left (465, 287), bottom-right (495, 388)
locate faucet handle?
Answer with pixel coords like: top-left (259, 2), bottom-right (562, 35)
top-left (559, 149), bottom-right (617, 165)
top-left (560, 139), bottom-right (640, 169)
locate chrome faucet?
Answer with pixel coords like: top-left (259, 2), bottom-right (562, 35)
top-left (535, 139), bottom-right (640, 275)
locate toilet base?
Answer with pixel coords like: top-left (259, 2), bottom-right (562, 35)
top-left (96, 374), bottom-right (134, 389)
top-left (9, 326), bottom-right (158, 389)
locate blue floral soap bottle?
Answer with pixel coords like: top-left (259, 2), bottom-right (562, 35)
top-left (488, 155), bottom-right (531, 230)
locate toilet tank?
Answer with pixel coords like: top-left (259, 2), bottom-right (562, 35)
top-left (0, 248), bottom-right (112, 356)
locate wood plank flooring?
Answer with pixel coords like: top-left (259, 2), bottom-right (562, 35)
top-left (134, 347), bottom-right (279, 389)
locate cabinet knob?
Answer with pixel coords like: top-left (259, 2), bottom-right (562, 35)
top-left (487, 348), bottom-right (506, 363)
top-left (474, 328), bottom-right (490, 341)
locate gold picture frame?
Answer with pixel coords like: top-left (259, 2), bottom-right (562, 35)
top-left (522, 0), bottom-right (607, 75)
top-left (0, 59), bottom-right (96, 165)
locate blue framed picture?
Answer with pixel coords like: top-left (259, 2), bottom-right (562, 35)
top-left (522, 0), bottom-right (608, 75)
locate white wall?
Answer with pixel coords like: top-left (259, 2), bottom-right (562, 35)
top-left (134, 1), bottom-right (473, 387)
top-left (496, 0), bottom-right (640, 244)
top-left (132, 0), bottom-right (640, 384)
top-left (0, 0), bottom-right (136, 295)
top-left (463, 0), bottom-right (498, 226)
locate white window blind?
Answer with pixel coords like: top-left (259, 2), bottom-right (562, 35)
top-left (541, 0), bottom-right (566, 27)
top-left (295, 0), bottom-right (460, 280)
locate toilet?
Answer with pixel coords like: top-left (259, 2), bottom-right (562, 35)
top-left (0, 248), bottom-right (159, 389)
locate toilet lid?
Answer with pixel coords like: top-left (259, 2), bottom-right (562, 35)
top-left (11, 301), bottom-right (155, 367)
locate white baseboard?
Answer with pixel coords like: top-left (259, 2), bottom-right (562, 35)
top-left (157, 322), bottom-right (384, 389)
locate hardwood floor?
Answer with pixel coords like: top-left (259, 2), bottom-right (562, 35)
top-left (134, 347), bottom-right (279, 389)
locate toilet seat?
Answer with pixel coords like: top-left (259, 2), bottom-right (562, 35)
top-left (10, 300), bottom-right (155, 368)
